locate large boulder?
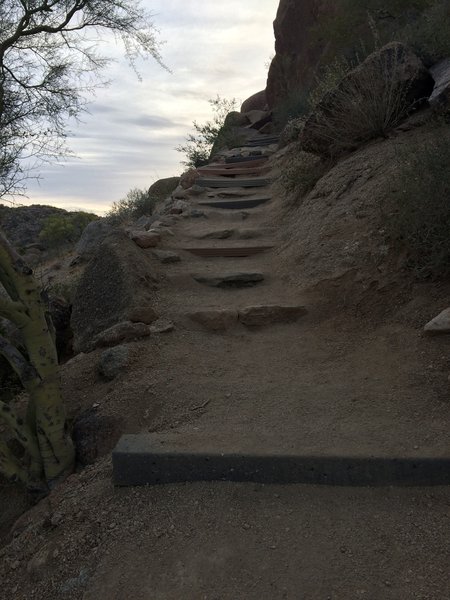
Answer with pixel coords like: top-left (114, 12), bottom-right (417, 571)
top-left (429, 58), bottom-right (450, 113)
top-left (301, 43), bottom-right (434, 157)
top-left (71, 231), bottom-right (159, 353)
top-left (148, 176), bottom-right (180, 201)
top-left (241, 90), bottom-right (267, 113)
top-left (75, 219), bottom-right (113, 260)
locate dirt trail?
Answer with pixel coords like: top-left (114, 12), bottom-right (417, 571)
top-left (2, 139), bottom-right (450, 600)
top-left (88, 141), bottom-right (450, 598)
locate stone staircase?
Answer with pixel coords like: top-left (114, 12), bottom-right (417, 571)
top-left (112, 133), bottom-right (450, 489)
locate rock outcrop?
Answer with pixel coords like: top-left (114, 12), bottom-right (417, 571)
top-left (429, 57), bottom-right (450, 113)
top-left (75, 219), bottom-right (113, 260)
top-left (71, 231), bottom-right (159, 353)
top-left (265, 0), bottom-right (334, 109)
top-left (241, 90), bottom-right (267, 113)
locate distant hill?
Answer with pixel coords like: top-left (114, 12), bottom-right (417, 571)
top-left (0, 203), bottom-right (97, 250)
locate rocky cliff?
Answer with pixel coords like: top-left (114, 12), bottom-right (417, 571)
top-left (265, 0), bottom-right (335, 109)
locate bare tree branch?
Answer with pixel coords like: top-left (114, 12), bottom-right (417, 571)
top-left (0, 0), bottom-right (165, 198)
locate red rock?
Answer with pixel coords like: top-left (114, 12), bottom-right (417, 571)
top-left (266, 0), bottom-right (335, 109)
top-left (129, 231), bottom-right (161, 248)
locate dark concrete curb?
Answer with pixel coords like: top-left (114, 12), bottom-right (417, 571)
top-left (113, 434), bottom-right (450, 487)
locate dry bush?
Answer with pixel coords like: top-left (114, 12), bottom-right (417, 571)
top-left (278, 144), bottom-right (328, 198)
top-left (303, 44), bottom-right (423, 157)
top-left (388, 133), bottom-right (450, 278)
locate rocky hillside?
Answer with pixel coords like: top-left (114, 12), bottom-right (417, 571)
top-left (0, 203), bottom-right (97, 254)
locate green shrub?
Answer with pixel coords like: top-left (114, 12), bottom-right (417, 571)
top-left (176, 96), bottom-right (239, 167)
top-left (39, 211), bottom-right (97, 250)
top-left (388, 133), bottom-right (450, 278)
top-left (106, 187), bottom-right (157, 224)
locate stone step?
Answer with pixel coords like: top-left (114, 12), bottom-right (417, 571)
top-left (183, 246), bottom-right (274, 258)
top-left (196, 177), bottom-right (271, 189)
top-left (113, 433), bottom-right (450, 487)
top-left (198, 196), bottom-right (270, 210)
top-left (192, 272), bottom-right (264, 288)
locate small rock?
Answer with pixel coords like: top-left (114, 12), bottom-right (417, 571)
top-left (127, 306), bottom-right (158, 325)
top-left (27, 549), bottom-right (50, 576)
top-left (50, 511), bottom-right (64, 527)
top-left (129, 231), bottom-right (161, 249)
top-left (186, 184), bottom-right (205, 196)
top-left (189, 209), bottom-right (208, 219)
top-left (173, 199), bottom-right (189, 212)
top-left (135, 215), bottom-right (157, 230)
top-left (238, 305), bottom-right (308, 327)
top-left (424, 308), bottom-right (450, 334)
top-left (98, 345), bottom-right (129, 380)
top-left (152, 250), bottom-right (181, 264)
top-left (150, 318), bottom-right (175, 334)
top-left (188, 309), bottom-right (238, 331)
top-left (93, 321), bottom-right (151, 348)
top-left (172, 185), bottom-right (189, 200)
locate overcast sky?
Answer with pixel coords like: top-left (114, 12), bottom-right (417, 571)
top-left (22, 0), bottom-right (279, 215)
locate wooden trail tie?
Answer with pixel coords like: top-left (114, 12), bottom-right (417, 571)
top-left (183, 246), bottom-right (274, 258)
top-left (198, 196), bottom-right (270, 209)
top-left (196, 166), bottom-right (270, 177)
top-left (196, 178), bottom-right (271, 189)
top-left (225, 156), bottom-right (268, 164)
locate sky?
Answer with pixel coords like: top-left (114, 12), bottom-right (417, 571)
top-left (23, 0), bottom-right (279, 215)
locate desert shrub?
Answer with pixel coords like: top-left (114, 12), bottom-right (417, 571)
top-left (279, 117), bottom-right (307, 147)
top-left (278, 144), bottom-right (328, 197)
top-left (107, 187), bottom-right (157, 224)
top-left (388, 133), bottom-right (450, 278)
top-left (304, 44), bottom-right (423, 157)
top-left (176, 96), bottom-right (239, 167)
top-left (309, 57), bottom-right (355, 109)
top-left (39, 211), bottom-right (97, 250)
